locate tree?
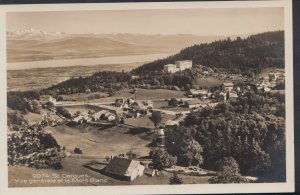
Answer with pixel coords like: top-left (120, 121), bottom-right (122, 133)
top-left (30, 100), bottom-right (42, 114)
top-left (126, 150), bottom-right (138, 159)
top-left (169, 172), bottom-right (183, 184)
top-left (56, 107), bottom-right (72, 118)
top-left (150, 111), bottom-right (162, 128)
top-left (209, 157), bottom-right (249, 184)
top-left (45, 101), bottom-right (54, 109)
top-left (57, 96), bottom-right (64, 101)
top-left (185, 83), bottom-right (191, 91)
top-left (74, 147), bottom-right (83, 154)
top-left (168, 98), bottom-right (178, 107)
top-left (114, 116), bottom-right (121, 125)
top-left (108, 88), bottom-right (116, 97)
top-left (166, 127), bottom-right (204, 166)
top-left (7, 112), bottom-right (28, 126)
top-left (150, 148), bottom-right (177, 170)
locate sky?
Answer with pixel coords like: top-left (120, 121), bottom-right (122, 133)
top-left (6, 7), bottom-right (284, 36)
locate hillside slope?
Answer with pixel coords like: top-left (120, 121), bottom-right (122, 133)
top-left (132, 31), bottom-right (284, 74)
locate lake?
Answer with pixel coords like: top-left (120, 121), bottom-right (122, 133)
top-left (7, 53), bottom-right (173, 70)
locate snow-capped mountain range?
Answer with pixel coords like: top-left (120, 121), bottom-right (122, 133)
top-left (7, 28), bottom-right (66, 39)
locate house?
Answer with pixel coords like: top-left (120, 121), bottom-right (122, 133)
top-left (164, 64), bottom-right (179, 73)
top-left (164, 119), bottom-right (179, 127)
top-left (72, 115), bottom-right (84, 124)
top-left (221, 82), bottom-right (234, 92)
top-left (219, 92), bottom-right (228, 102)
top-left (256, 80), bottom-right (273, 92)
top-left (115, 98), bottom-right (126, 107)
top-left (91, 110), bottom-right (107, 121)
top-left (211, 73), bottom-right (218, 77)
top-left (187, 89), bottom-right (208, 98)
top-left (104, 157), bottom-right (145, 181)
top-left (126, 111), bottom-right (141, 118)
top-left (137, 108), bottom-right (149, 115)
top-left (96, 111), bottom-right (116, 121)
top-left (203, 70), bottom-right (209, 75)
top-left (228, 91), bottom-right (238, 99)
top-left (140, 160), bottom-right (152, 168)
top-left (263, 87), bottom-right (271, 92)
top-left (208, 102), bottom-right (219, 108)
top-left (246, 82), bottom-right (258, 91)
top-left (104, 112), bottom-right (112, 118)
top-left (144, 168), bottom-right (156, 177)
top-left (269, 72), bottom-right (278, 80)
top-left (40, 95), bottom-right (56, 105)
top-left (142, 100), bottom-right (153, 109)
top-left (130, 100), bottom-right (153, 110)
top-left (164, 60), bottom-right (193, 73)
top-left (175, 60), bottom-right (193, 71)
top-left (105, 113), bottom-right (116, 121)
top-left (184, 99), bottom-right (204, 108)
top-left (83, 115), bottom-right (92, 122)
top-left (156, 128), bottom-right (165, 136)
top-left (172, 86), bottom-right (181, 91)
top-left (127, 97), bottom-right (136, 105)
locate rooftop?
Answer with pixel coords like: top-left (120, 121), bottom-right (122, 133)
top-left (164, 64), bottom-right (176, 67)
top-left (105, 157), bottom-right (141, 177)
top-left (222, 82), bottom-right (234, 86)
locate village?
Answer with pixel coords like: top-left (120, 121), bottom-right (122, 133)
top-left (28, 59), bottom-right (286, 183)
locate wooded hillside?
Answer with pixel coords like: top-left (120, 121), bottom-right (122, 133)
top-left (132, 31), bottom-right (284, 75)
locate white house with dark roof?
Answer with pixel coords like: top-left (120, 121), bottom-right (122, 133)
top-left (187, 89), bottom-right (208, 98)
top-left (221, 82), bottom-right (234, 92)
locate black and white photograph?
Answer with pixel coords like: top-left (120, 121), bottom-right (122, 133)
top-left (0, 0), bottom-right (294, 194)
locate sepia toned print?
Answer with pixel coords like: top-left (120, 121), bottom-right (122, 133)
top-left (1, 0), bottom-right (294, 194)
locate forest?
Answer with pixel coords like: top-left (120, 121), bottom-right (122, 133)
top-left (163, 91), bottom-right (285, 181)
top-left (42, 71), bottom-right (132, 96)
top-left (132, 31), bottom-right (284, 75)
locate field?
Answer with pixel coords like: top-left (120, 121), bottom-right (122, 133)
top-left (48, 124), bottom-right (152, 158)
top-left (194, 77), bottom-right (224, 87)
top-left (114, 88), bottom-right (186, 100)
top-left (7, 63), bottom-right (142, 91)
top-left (61, 88), bottom-right (186, 104)
top-left (124, 114), bottom-right (176, 129)
top-left (61, 91), bottom-right (107, 102)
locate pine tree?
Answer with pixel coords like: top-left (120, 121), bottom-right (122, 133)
top-left (169, 172), bottom-right (183, 185)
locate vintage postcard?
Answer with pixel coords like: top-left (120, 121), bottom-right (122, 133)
top-left (0, 0), bottom-right (294, 194)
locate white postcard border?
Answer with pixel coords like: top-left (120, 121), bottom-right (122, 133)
top-left (0, 0), bottom-right (294, 194)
